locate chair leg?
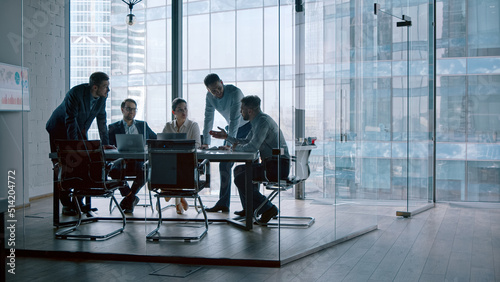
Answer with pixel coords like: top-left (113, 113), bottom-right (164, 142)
top-left (147, 195), bottom-right (208, 242)
top-left (254, 186), bottom-right (315, 228)
top-left (146, 196), bottom-right (163, 240)
top-left (109, 190), bottom-right (116, 213)
top-left (55, 194), bottom-right (83, 238)
top-left (196, 195), bottom-right (209, 230)
top-left (149, 190), bottom-right (154, 212)
top-left (55, 193), bottom-right (126, 240)
top-left (253, 190), bottom-right (278, 224)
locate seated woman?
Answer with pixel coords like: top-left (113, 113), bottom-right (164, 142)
top-left (162, 98), bottom-right (201, 214)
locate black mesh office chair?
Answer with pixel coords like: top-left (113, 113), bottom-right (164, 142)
top-left (146, 139), bottom-right (209, 241)
top-left (54, 140), bottom-right (127, 240)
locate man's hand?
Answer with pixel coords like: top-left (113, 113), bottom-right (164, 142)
top-left (201, 144), bottom-right (209, 149)
top-left (102, 145), bottom-right (116, 150)
top-left (209, 126), bottom-right (228, 140)
top-left (218, 145), bottom-right (231, 151)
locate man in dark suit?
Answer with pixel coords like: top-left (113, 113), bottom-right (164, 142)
top-left (46, 71), bottom-right (112, 215)
top-left (108, 98), bottom-right (157, 213)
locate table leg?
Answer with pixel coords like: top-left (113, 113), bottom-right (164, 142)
top-left (245, 160), bottom-right (253, 230)
top-left (53, 165), bottom-right (60, 226)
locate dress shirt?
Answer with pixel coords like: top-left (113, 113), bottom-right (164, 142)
top-left (227, 112), bottom-right (290, 160)
top-left (202, 84), bottom-right (249, 145)
top-left (162, 118), bottom-right (201, 148)
top-left (122, 120), bottom-right (139, 134)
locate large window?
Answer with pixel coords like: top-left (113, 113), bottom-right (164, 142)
top-left (70, 1), bottom-right (500, 211)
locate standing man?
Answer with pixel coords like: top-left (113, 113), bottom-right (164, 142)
top-left (202, 73), bottom-right (251, 213)
top-left (46, 71), bottom-right (112, 215)
top-left (108, 98), bottom-right (157, 213)
top-left (209, 95), bottom-right (290, 223)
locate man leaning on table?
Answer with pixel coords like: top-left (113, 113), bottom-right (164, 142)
top-left (108, 98), bottom-right (157, 213)
top-left (201, 73), bottom-right (252, 213)
top-left (46, 71), bottom-right (112, 216)
top-left (209, 95), bottom-right (290, 224)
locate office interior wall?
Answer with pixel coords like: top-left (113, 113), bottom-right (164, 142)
top-left (0, 0), bottom-right (67, 201)
top-left (0, 0), bottom-right (27, 204)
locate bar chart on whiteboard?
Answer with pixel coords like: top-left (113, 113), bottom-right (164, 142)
top-left (0, 62), bottom-right (30, 111)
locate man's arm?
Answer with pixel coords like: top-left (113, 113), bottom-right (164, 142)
top-left (108, 123), bottom-right (117, 146)
top-left (64, 88), bottom-right (81, 140)
top-left (96, 99), bottom-right (109, 145)
top-left (202, 94), bottom-right (215, 145)
top-left (231, 119), bottom-right (267, 153)
top-left (191, 122), bottom-right (201, 149)
top-left (226, 88), bottom-right (243, 139)
top-left (145, 122), bottom-right (157, 139)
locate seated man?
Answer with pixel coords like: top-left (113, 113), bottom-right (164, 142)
top-left (210, 95), bottom-right (290, 223)
top-left (108, 98), bottom-right (157, 213)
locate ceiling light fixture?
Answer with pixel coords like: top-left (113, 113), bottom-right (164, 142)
top-left (122, 0), bottom-right (143, 26)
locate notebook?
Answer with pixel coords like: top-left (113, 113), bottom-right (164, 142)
top-left (157, 132), bottom-right (187, 140)
top-left (115, 134), bottom-right (145, 152)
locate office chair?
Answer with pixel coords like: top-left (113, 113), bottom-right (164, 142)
top-left (54, 140), bottom-right (127, 240)
top-left (145, 139), bottom-right (209, 242)
top-left (254, 153), bottom-right (315, 228)
top-left (108, 161), bottom-right (154, 213)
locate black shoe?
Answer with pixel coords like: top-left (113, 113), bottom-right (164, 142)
top-left (206, 205), bottom-right (229, 213)
top-left (234, 209), bottom-right (246, 216)
top-left (259, 205), bottom-right (278, 224)
top-left (120, 196), bottom-right (139, 213)
top-left (62, 206), bottom-right (78, 216)
top-left (80, 204), bottom-right (98, 213)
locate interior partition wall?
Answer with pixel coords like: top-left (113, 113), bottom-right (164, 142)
top-left (373, 0), bottom-right (435, 216)
top-left (8, 0), bottom-right (438, 267)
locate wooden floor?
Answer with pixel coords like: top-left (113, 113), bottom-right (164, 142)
top-left (8, 197), bottom-right (500, 281)
top-left (14, 192), bottom-right (381, 263)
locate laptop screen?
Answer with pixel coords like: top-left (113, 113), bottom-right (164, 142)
top-left (115, 134), bottom-right (145, 152)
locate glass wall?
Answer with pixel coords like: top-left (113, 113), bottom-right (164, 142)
top-left (435, 0), bottom-right (500, 202)
top-left (60, 0), bottom-right (499, 265)
top-left (374, 0), bottom-right (435, 214)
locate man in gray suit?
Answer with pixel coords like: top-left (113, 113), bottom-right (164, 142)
top-left (46, 71), bottom-right (111, 215)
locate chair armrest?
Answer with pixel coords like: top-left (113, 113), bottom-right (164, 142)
top-left (106, 158), bottom-right (127, 180)
top-left (198, 158), bottom-right (209, 168)
top-left (197, 159), bottom-right (210, 188)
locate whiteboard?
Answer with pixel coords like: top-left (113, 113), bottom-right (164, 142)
top-left (0, 62), bottom-right (30, 111)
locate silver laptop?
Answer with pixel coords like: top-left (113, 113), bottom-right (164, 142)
top-left (116, 134), bottom-right (145, 152)
top-left (157, 132), bottom-right (187, 140)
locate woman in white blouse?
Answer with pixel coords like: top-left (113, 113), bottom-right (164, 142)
top-left (162, 98), bottom-right (201, 214)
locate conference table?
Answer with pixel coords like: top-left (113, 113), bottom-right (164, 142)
top-left (50, 148), bottom-right (259, 231)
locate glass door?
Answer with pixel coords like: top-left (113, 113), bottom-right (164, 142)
top-left (374, 1), bottom-right (435, 216)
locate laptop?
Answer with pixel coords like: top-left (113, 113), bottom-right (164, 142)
top-left (157, 132), bottom-right (187, 140)
top-left (115, 134), bottom-right (145, 152)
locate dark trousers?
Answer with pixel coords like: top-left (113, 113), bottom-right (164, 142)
top-left (214, 122), bottom-right (252, 208)
top-left (50, 132), bottom-right (79, 208)
top-left (234, 157), bottom-right (290, 214)
top-left (108, 160), bottom-right (146, 197)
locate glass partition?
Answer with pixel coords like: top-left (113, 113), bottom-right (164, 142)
top-left (374, 0), bottom-right (435, 216)
top-left (277, 0), bottom-right (379, 262)
top-left (9, 0), bottom-right (439, 268)
top-left (1, 0), bottom-right (30, 267)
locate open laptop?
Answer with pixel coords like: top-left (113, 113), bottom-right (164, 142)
top-left (157, 132), bottom-right (187, 140)
top-left (115, 134), bottom-right (145, 152)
